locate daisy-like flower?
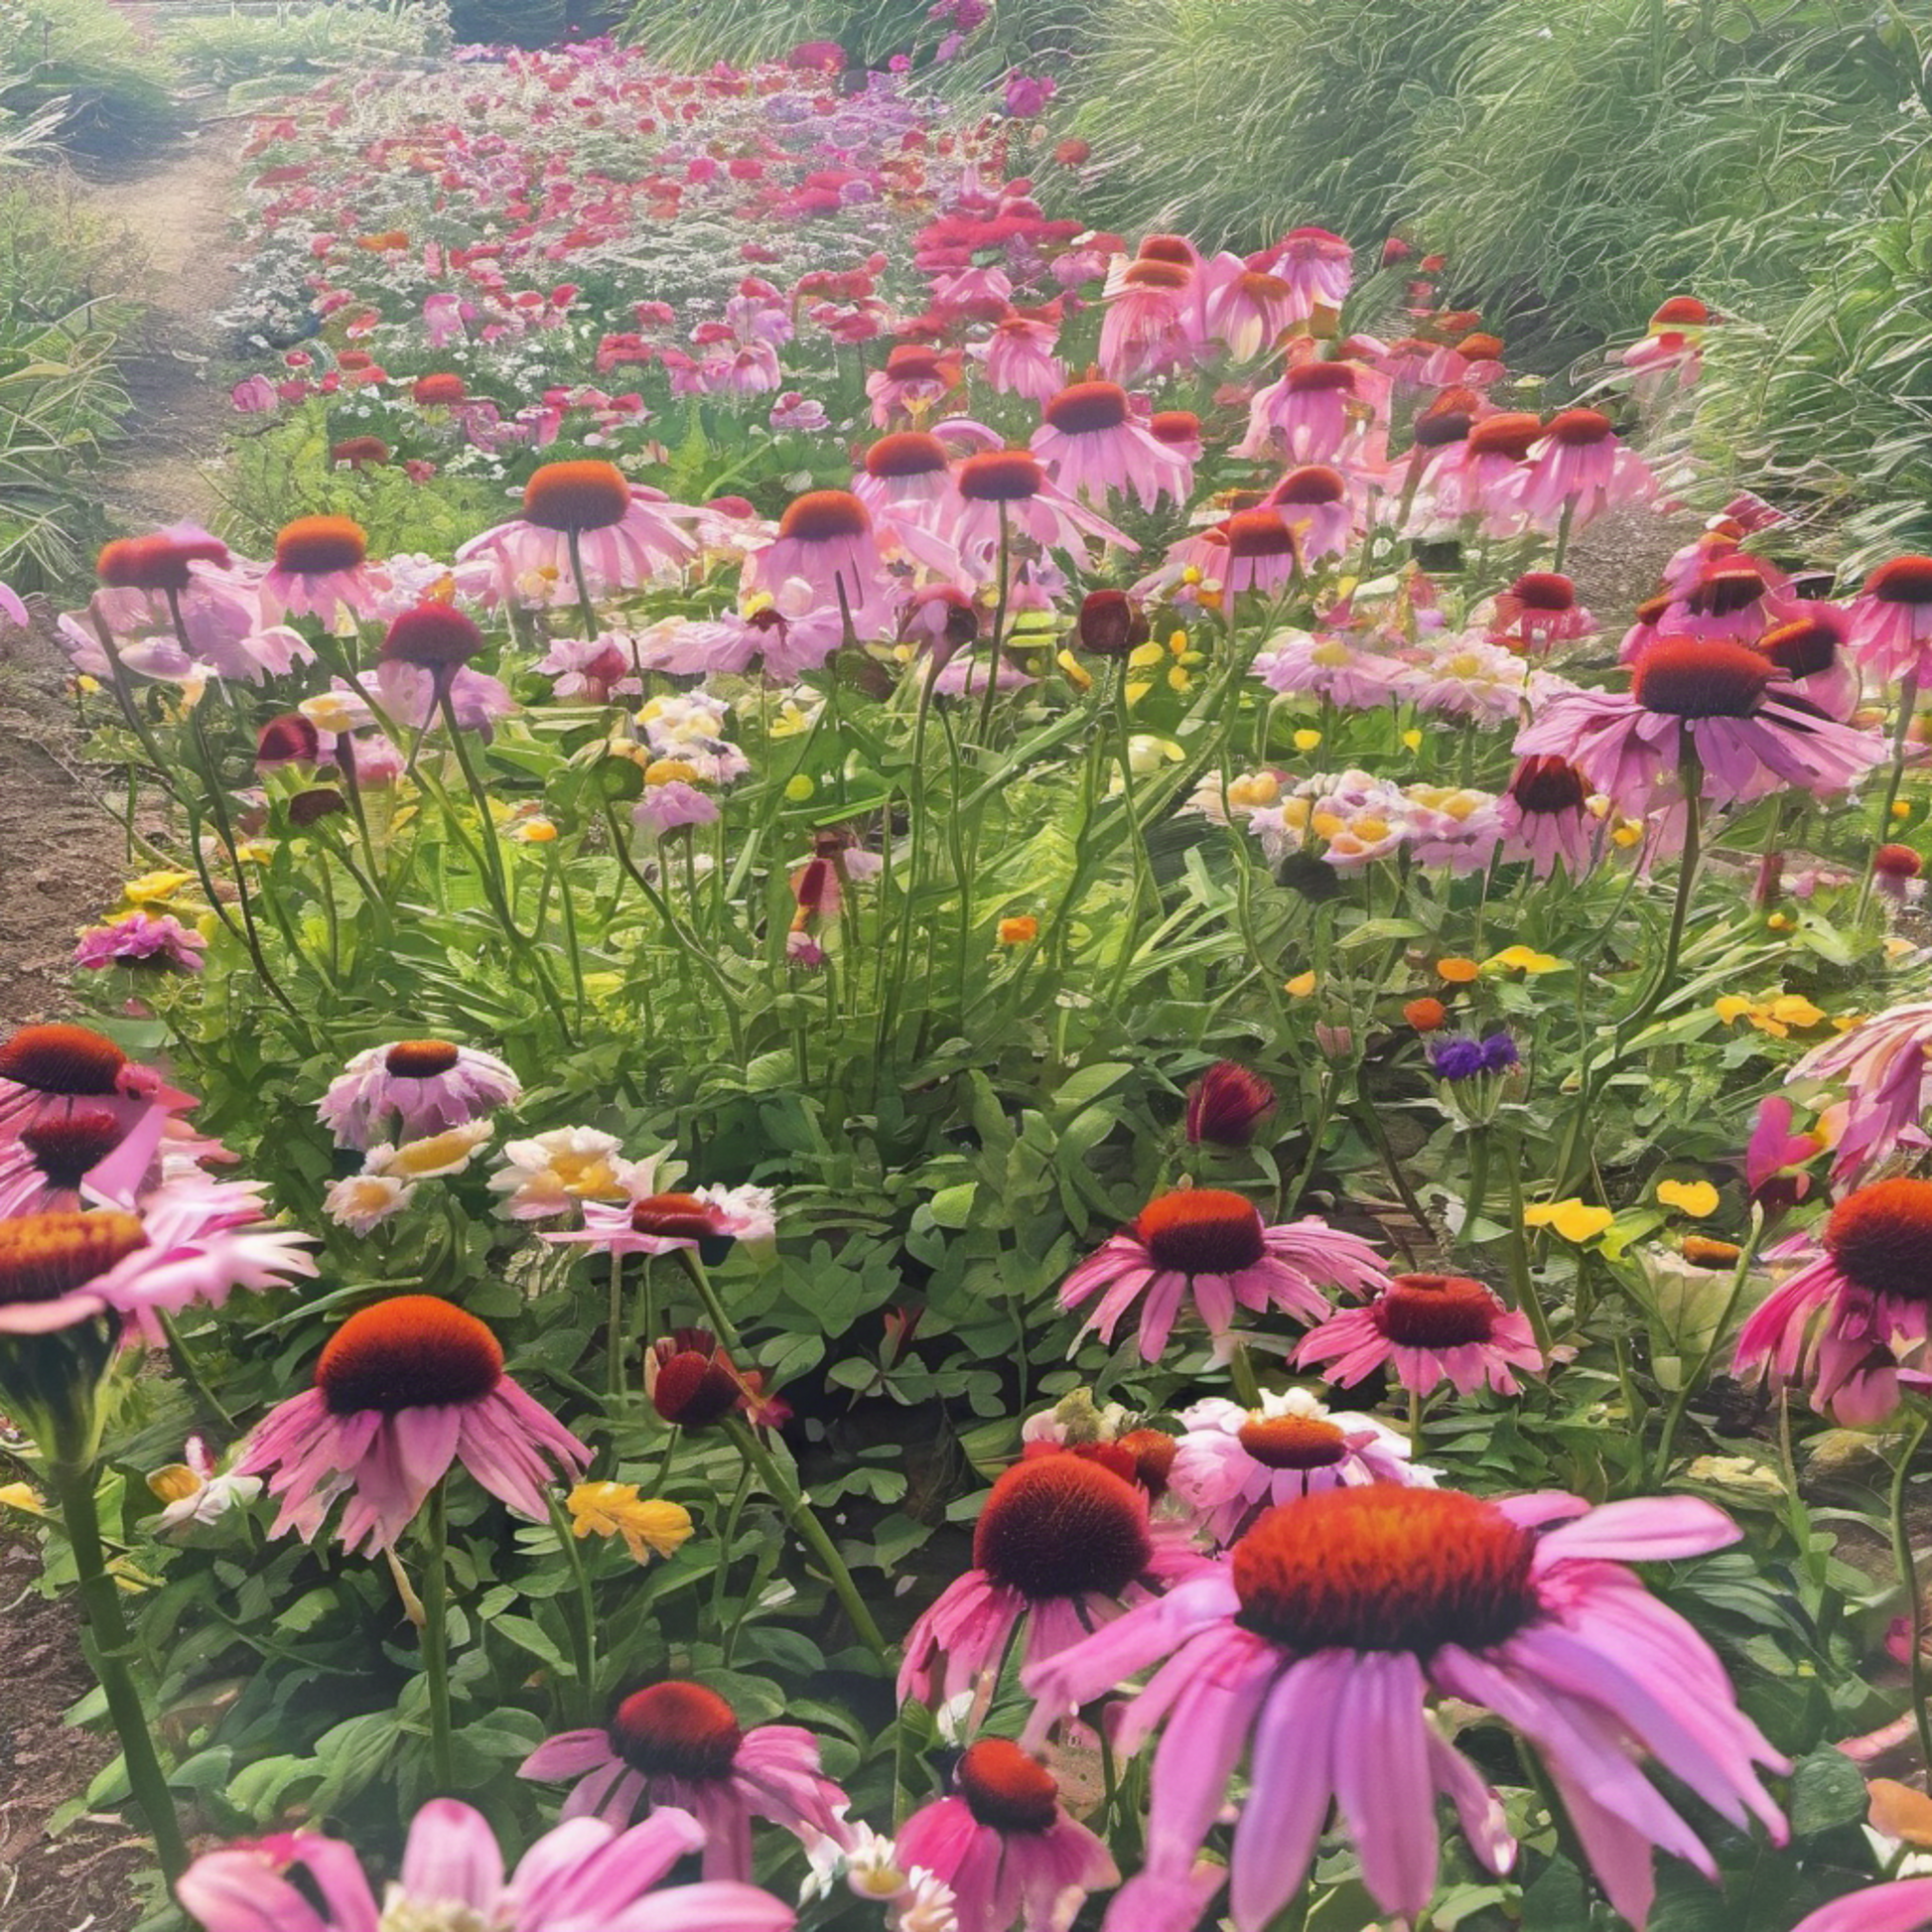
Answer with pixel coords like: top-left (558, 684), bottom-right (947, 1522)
top-left (897, 1451), bottom-right (1205, 1713)
top-left (1513, 637), bottom-right (1882, 819)
top-left (72, 910), bottom-right (207, 974)
top-left (546, 1184), bottom-right (776, 1262)
top-left (0, 1022), bottom-right (194, 1147)
top-left (1169, 1386), bottom-right (1422, 1544)
top-left (148, 1434), bottom-right (262, 1534)
top-left (565, 1481), bottom-right (693, 1564)
top-left (323, 1171), bottom-right (415, 1236)
top-left (318, 1038), bottom-right (522, 1151)
top-left (1733, 1175), bottom-right (1932, 1424)
top-left (1789, 1001), bottom-right (1932, 1186)
top-left (1498, 755), bottom-right (1598, 879)
top-left (363, 1119), bottom-right (494, 1181)
top-left (1025, 1487), bottom-right (1785, 1932)
top-left (1253, 626), bottom-right (1413, 712)
top-left (457, 460), bottom-right (698, 607)
top-left (519, 1680), bottom-right (851, 1878)
top-left (1756, 611), bottom-right (1859, 721)
top-left (1031, 381), bottom-right (1189, 510)
top-left (255, 515), bottom-right (391, 625)
top-left (1792, 1879), bottom-right (1932, 1932)
top-left (177, 1798), bottom-right (794, 1932)
top-left (1295, 1272), bottom-right (1543, 1397)
top-left (490, 1127), bottom-right (659, 1220)
top-left (1058, 1186), bottom-right (1390, 1362)
top-left (1848, 555), bottom-right (1932, 687)
top-left (0, 1178), bottom-right (315, 1342)
top-left (1206, 268), bottom-right (1298, 361)
top-left (895, 1737), bottom-right (1117, 1932)
top-left (238, 1295), bottom-right (591, 1553)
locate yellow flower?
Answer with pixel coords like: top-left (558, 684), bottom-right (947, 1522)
top-left (1285, 969), bottom-right (1317, 998)
top-left (783, 773), bottom-right (815, 802)
top-left (1401, 728), bottom-right (1423, 752)
top-left (644, 758), bottom-right (700, 786)
top-left (1610, 822), bottom-right (1643, 849)
top-left (1168, 628), bottom-right (1188, 655)
top-left (76, 674), bottom-right (100, 695)
top-left (1485, 944), bottom-right (1565, 975)
top-left (1056, 648), bottom-right (1093, 691)
top-left (0, 1480), bottom-right (44, 1514)
top-left (1524, 1198), bottom-right (1614, 1243)
top-left (1227, 771), bottom-right (1281, 809)
top-left (1894, 799), bottom-right (1914, 821)
top-left (998, 916), bottom-right (1038, 945)
top-left (124, 869), bottom-right (196, 904)
top-left (1293, 729), bottom-right (1323, 753)
top-left (147, 1464), bottom-right (203, 1506)
top-left (1656, 1177), bottom-right (1721, 1218)
top-left (1166, 663), bottom-right (1192, 693)
top-left (1128, 641), bottom-right (1166, 670)
top-left (370, 1121), bottom-right (494, 1179)
top-left (1436, 957), bottom-right (1481, 985)
top-left (566, 1483), bottom-right (694, 1564)
top-left (512, 817), bottom-right (558, 845)
top-left (1715, 991), bottom-right (1829, 1038)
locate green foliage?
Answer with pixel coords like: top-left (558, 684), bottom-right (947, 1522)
top-left (448, 0), bottom-right (568, 49)
top-left (0, 0), bottom-right (181, 158)
top-left (157, 0), bottom-right (444, 89)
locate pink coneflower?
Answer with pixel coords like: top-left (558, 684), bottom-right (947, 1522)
top-left (1238, 360), bottom-right (1378, 466)
top-left (946, 452), bottom-right (1133, 574)
top-left (744, 489), bottom-right (894, 629)
top-left (1660, 556), bottom-right (1791, 642)
top-left (1149, 408), bottom-right (1204, 462)
top-left (0, 1104), bottom-right (171, 1217)
top-left (0, 1023), bottom-right (193, 1147)
top-left (0, 1179), bottom-right (313, 1342)
top-left (1488, 571), bottom-right (1595, 652)
top-left (897, 1451), bottom-right (1203, 1711)
top-left (1255, 225), bottom-right (1353, 318)
top-left (865, 345), bottom-right (963, 426)
top-left (177, 1798), bottom-right (794, 1932)
top-left (1514, 636), bottom-right (1882, 817)
top-left (1031, 381), bottom-right (1189, 510)
top-left (519, 1681), bottom-right (850, 1878)
top-left (1184, 1061), bottom-right (1276, 1147)
top-left (1426, 409), bottom-right (1542, 532)
top-left (1024, 1486), bottom-right (1786, 1931)
top-left (1058, 1186), bottom-right (1390, 1362)
top-left (457, 461), bottom-right (697, 607)
top-left (1755, 611), bottom-right (1859, 720)
top-left (1206, 269), bottom-right (1298, 361)
top-left (1262, 465), bottom-right (1355, 565)
top-left (72, 911), bottom-right (207, 974)
top-left (1791, 1879), bottom-right (1932, 1932)
top-left (855, 430), bottom-right (967, 547)
top-left (1098, 259), bottom-right (1198, 381)
top-left (1169, 1387), bottom-right (1420, 1545)
top-left (1517, 408), bottom-right (1657, 531)
top-left (1848, 555), bottom-right (1932, 686)
top-left (979, 312), bottom-right (1064, 402)
top-left (1622, 294), bottom-right (1712, 393)
top-left (1733, 1176), bottom-right (1932, 1425)
top-left (1296, 1272), bottom-right (1543, 1396)
top-left (545, 1184), bottom-right (776, 1261)
top-left (1788, 1001), bottom-right (1932, 1185)
top-left (259, 515), bottom-right (390, 624)
top-left (1498, 755), bottom-right (1598, 879)
top-left (86, 525), bottom-right (271, 682)
top-left (318, 1038), bottom-right (522, 1151)
top-left (895, 1737), bottom-right (1117, 1932)
top-left (240, 1295), bottom-right (591, 1553)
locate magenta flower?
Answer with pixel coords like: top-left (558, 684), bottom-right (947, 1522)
top-left (896, 1737), bottom-right (1116, 1932)
top-left (1238, 359), bottom-right (1382, 467)
top-left (318, 1038), bottom-right (521, 1151)
top-left (1058, 1186), bottom-right (1389, 1362)
top-left (255, 515), bottom-right (392, 625)
top-left (978, 312), bottom-right (1064, 402)
top-left (743, 489), bottom-right (898, 631)
top-left (1792, 1879), bottom-right (1932, 1932)
top-left (0, 1176), bottom-right (314, 1341)
top-left (0, 1102), bottom-right (172, 1217)
top-left (1254, 224), bottom-right (1353, 318)
top-left (943, 451), bottom-right (1133, 576)
top-left (238, 1294), bottom-right (591, 1553)
top-left (1516, 408), bottom-right (1657, 530)
top-left (544, 1184), bottom-right (776, 1259)
top-left (1098, 260), bottom-right (1200, 382)
top-left (1169, 1387), bottom-right (1421, 1545)
top-left (72, 910), bottom-right (207, 974)
top-left (177, 1798), bottom-right (794, 1932)
top-left (1787, 999), bottom-right (1932, 1185)
top-left (1514, 636), bottom-right (1881, 819)
top-left (1031, 381), bottom-right (1189, 509)
top-left (1205, 268), bottom-right (1299, 361)
top-left (1487, 571), bottom-right (1597, 653)
top-left (1732, 1175), bottom-right (1932, 1425)
top-left (519, 1681), bottom-right (850, 1879)
top-left (1025, 1486), bottom-right (1787, 1930)
top-left (1498, 756), bottom-right (1598, 879)
top-left (0, 1021), bottom-right (197, 1157)
top-left (898, 1451), bottom-right (1205, 1712)
top-left (1296, 1272), bottom-right (1543, 1397)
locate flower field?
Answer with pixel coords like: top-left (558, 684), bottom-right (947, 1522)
top-left (12, 22), bottom-right (1932, 1932)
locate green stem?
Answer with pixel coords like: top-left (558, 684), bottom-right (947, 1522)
top-left (673, 1246), bottom-right (739, 1349)
top-left (1456, 1124), bottom-right (1491, 1256)
top-left (545, 1492), bottom-right (598, 1726)
top-left (47, 1456), bottom-right (189, 1887)
top-left (1408, 1388), bottom-right (1426, 1459)
top-left (159, 1311), bottom-right (235, 1433)
top-left (607, 1249), bottom-right (627, 1398)
top-left (1649, 1209), bottom-right (1764, 1487)
top-left (1617, 739), bottom-right (1704, 1042)
top-left (1890, 1412), bottom-right (1932, 1784)
top-left (722, 1417), bottom-right (890, 1666)
top-left (1859, 673), bottom-right (1920, 921)
top-left (421, 1479), bottom-right (456, 1791)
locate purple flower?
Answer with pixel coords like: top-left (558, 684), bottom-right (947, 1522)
top-left (1479, 1031), bottom-right (1520, 1072)
top-left (72, 911), bottom-right (207, 974)
top-left (1429, 1035), bottom-right (1486, 1082)
top-left (1004, 71), bottom-right (1057, 117)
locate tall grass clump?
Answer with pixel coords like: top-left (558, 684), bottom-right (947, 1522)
top-left (0, 0), bottom-right (180, 158)
top-left (1065, 0), bottom-right (1501, 252)
top-left (159, 0), bottom-right (443, 91)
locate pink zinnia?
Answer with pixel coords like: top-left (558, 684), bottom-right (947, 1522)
top-left (519, 1681), bottom-right (849, 1880)
top-left (1848, 555), bottom-right (1932, 686)
top-left (1031, 381), bottom-right (1190, 510)
top-left (457, 461), bottom-right (697, 608)
top-left (1732, 1176), bottom-right (1932, 1425)
top-left (1296, 1271), bottom-right (1543, 1397)
top-left (1788, 999), bottom-right (1932, 1185)
top-left (1514, 636), bottom-right (1882, 818)
top-left (240, 1295), bottom-right (591, 1553)
top-left (1169, 1387), bottom-right (1420, 1545)
top-left (1497, 756), bottom-right (1598, 880)
top-left (73, 910), bottom-right (207, 974)
top-left (897, 1451), bottom-right (1203, 1711)
top-left (1792, 1879), bottom-right (1932, 1932)
top-left (1058, 1186), bottom-right (1390, 1362)
top-left (1026, 1486), bottom-right (1786, 1931)
top-left (318, 1038), bottom-right (521, 1150)
top-left (896, 1737), bottom-right (1117, 1932)
top-left (178, 1798), bottom-right (793, 1932)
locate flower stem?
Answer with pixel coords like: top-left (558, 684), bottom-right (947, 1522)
top-left (607, 1250), bottom-right (627, 1397)
top-left (159, 1311), bottom-right (235, 1433)
top-left (1407, 1389), bottom-right (1426, 1458)
top-left (672, 1246), bottom-right (740, 1349)
top-left (421, 1479), bottom-right (456, 1791)
top-left (545, 1492), bottom-right (598, 1726)
top-left (1889, 1412), bottom-right (1932, 1784)
top-left (1619, 738), bottom-right (1703, 1041)
top-left (1649, 1208), bottom-right (1763, 1486)
top-left (1859, 672), bottom-right (1919, 921)
top-left (722, 1417), bottom-right (889, 1666)
top-left (46, 1455), bottom-right (189, 1888)
top-left (1455, 1124), bottom-right (1491, 1256)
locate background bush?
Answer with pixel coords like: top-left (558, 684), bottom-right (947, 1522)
top-left (0, 0), bottom-right (179, 157)
top-left (160, 0), bottom-right (443, 89)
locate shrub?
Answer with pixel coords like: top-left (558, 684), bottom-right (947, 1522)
top-left (0, 0), bottom-right (180, 158)
top-left (159, 0), bottom-right (444, 89)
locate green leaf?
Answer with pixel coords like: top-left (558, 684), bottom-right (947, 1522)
top-left (1788, 1744), bottom-right (1868, 1838)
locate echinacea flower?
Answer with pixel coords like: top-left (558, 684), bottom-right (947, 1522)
top-left (238, 1295), bottom-right (591, 1553)
top-left (1787, 1000), bottom-right (1932, 1186)
top-left (945, 452), bottom-right (1132, 575)
top-left (1031, 381), bottom-right (1189, 510)
top-left (1498, 755), bottom-right (1598, 879)
top-left (519, 1681), bottom-right (851, 1878)
top-left (177, 1798), bottom-right (793, 1932)
top-left (1733, 1175), bottom-right (1932, 1424)
top-left (1791, 1879), bottom-right (1932, 1932)
top-left (0, 1103), bottom-right (172, 1217)
top-left (1025, 1486), bottom-right (1785, 1931)
top-left (318, 1038), bottom-right (522, 1150)
top-left (897, 1450), bottom-right (1204, 1713)
top-left (895, 1737), bottom-right (1117, 1932)
top-left (645, 1328), bottom-right (775, 1430)
top-left (72, 910), bottom-right (207, 974)
top-left (1058, 1187), bottom-right (1390, 1362)
top-left (1488, 571), bottom-right (1595, 652)
top-left (1169, 1386), bottom-right (1421, 1544)
top-left (1238, 359), bottom-right (1379, 467)
top-left (1183, 1062), bottom-right (1277, 1148)
top-left (547, 1184), bottom-right (776, 1263)
top-left (1097, 259), bottom-right (1198, 382)
top-left (257, 515), bottom-right (390, 625)
top-left (0, 1022), bottom-right (194, 1147)
top-left (744, 489), bottom-right (897, 632)
top-left (1848, 556), bottom-right (1932, 688)
top-left (1295, 1272), bottom-right (1543, 1397)
top-left (1516, 408), bottom-right (1657, 530)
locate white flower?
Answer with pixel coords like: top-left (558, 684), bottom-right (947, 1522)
top-left (325, 1172), bottom-right (416, 1234)
top-left (149, 1438), bottom-right (264, 1533)
top-left (365, 1119), bottom-right (495, 1179)
top-left (890, 1870), bottom-right (958, 1932)
top-left (487, 1128), bottom-right (667, 1220)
